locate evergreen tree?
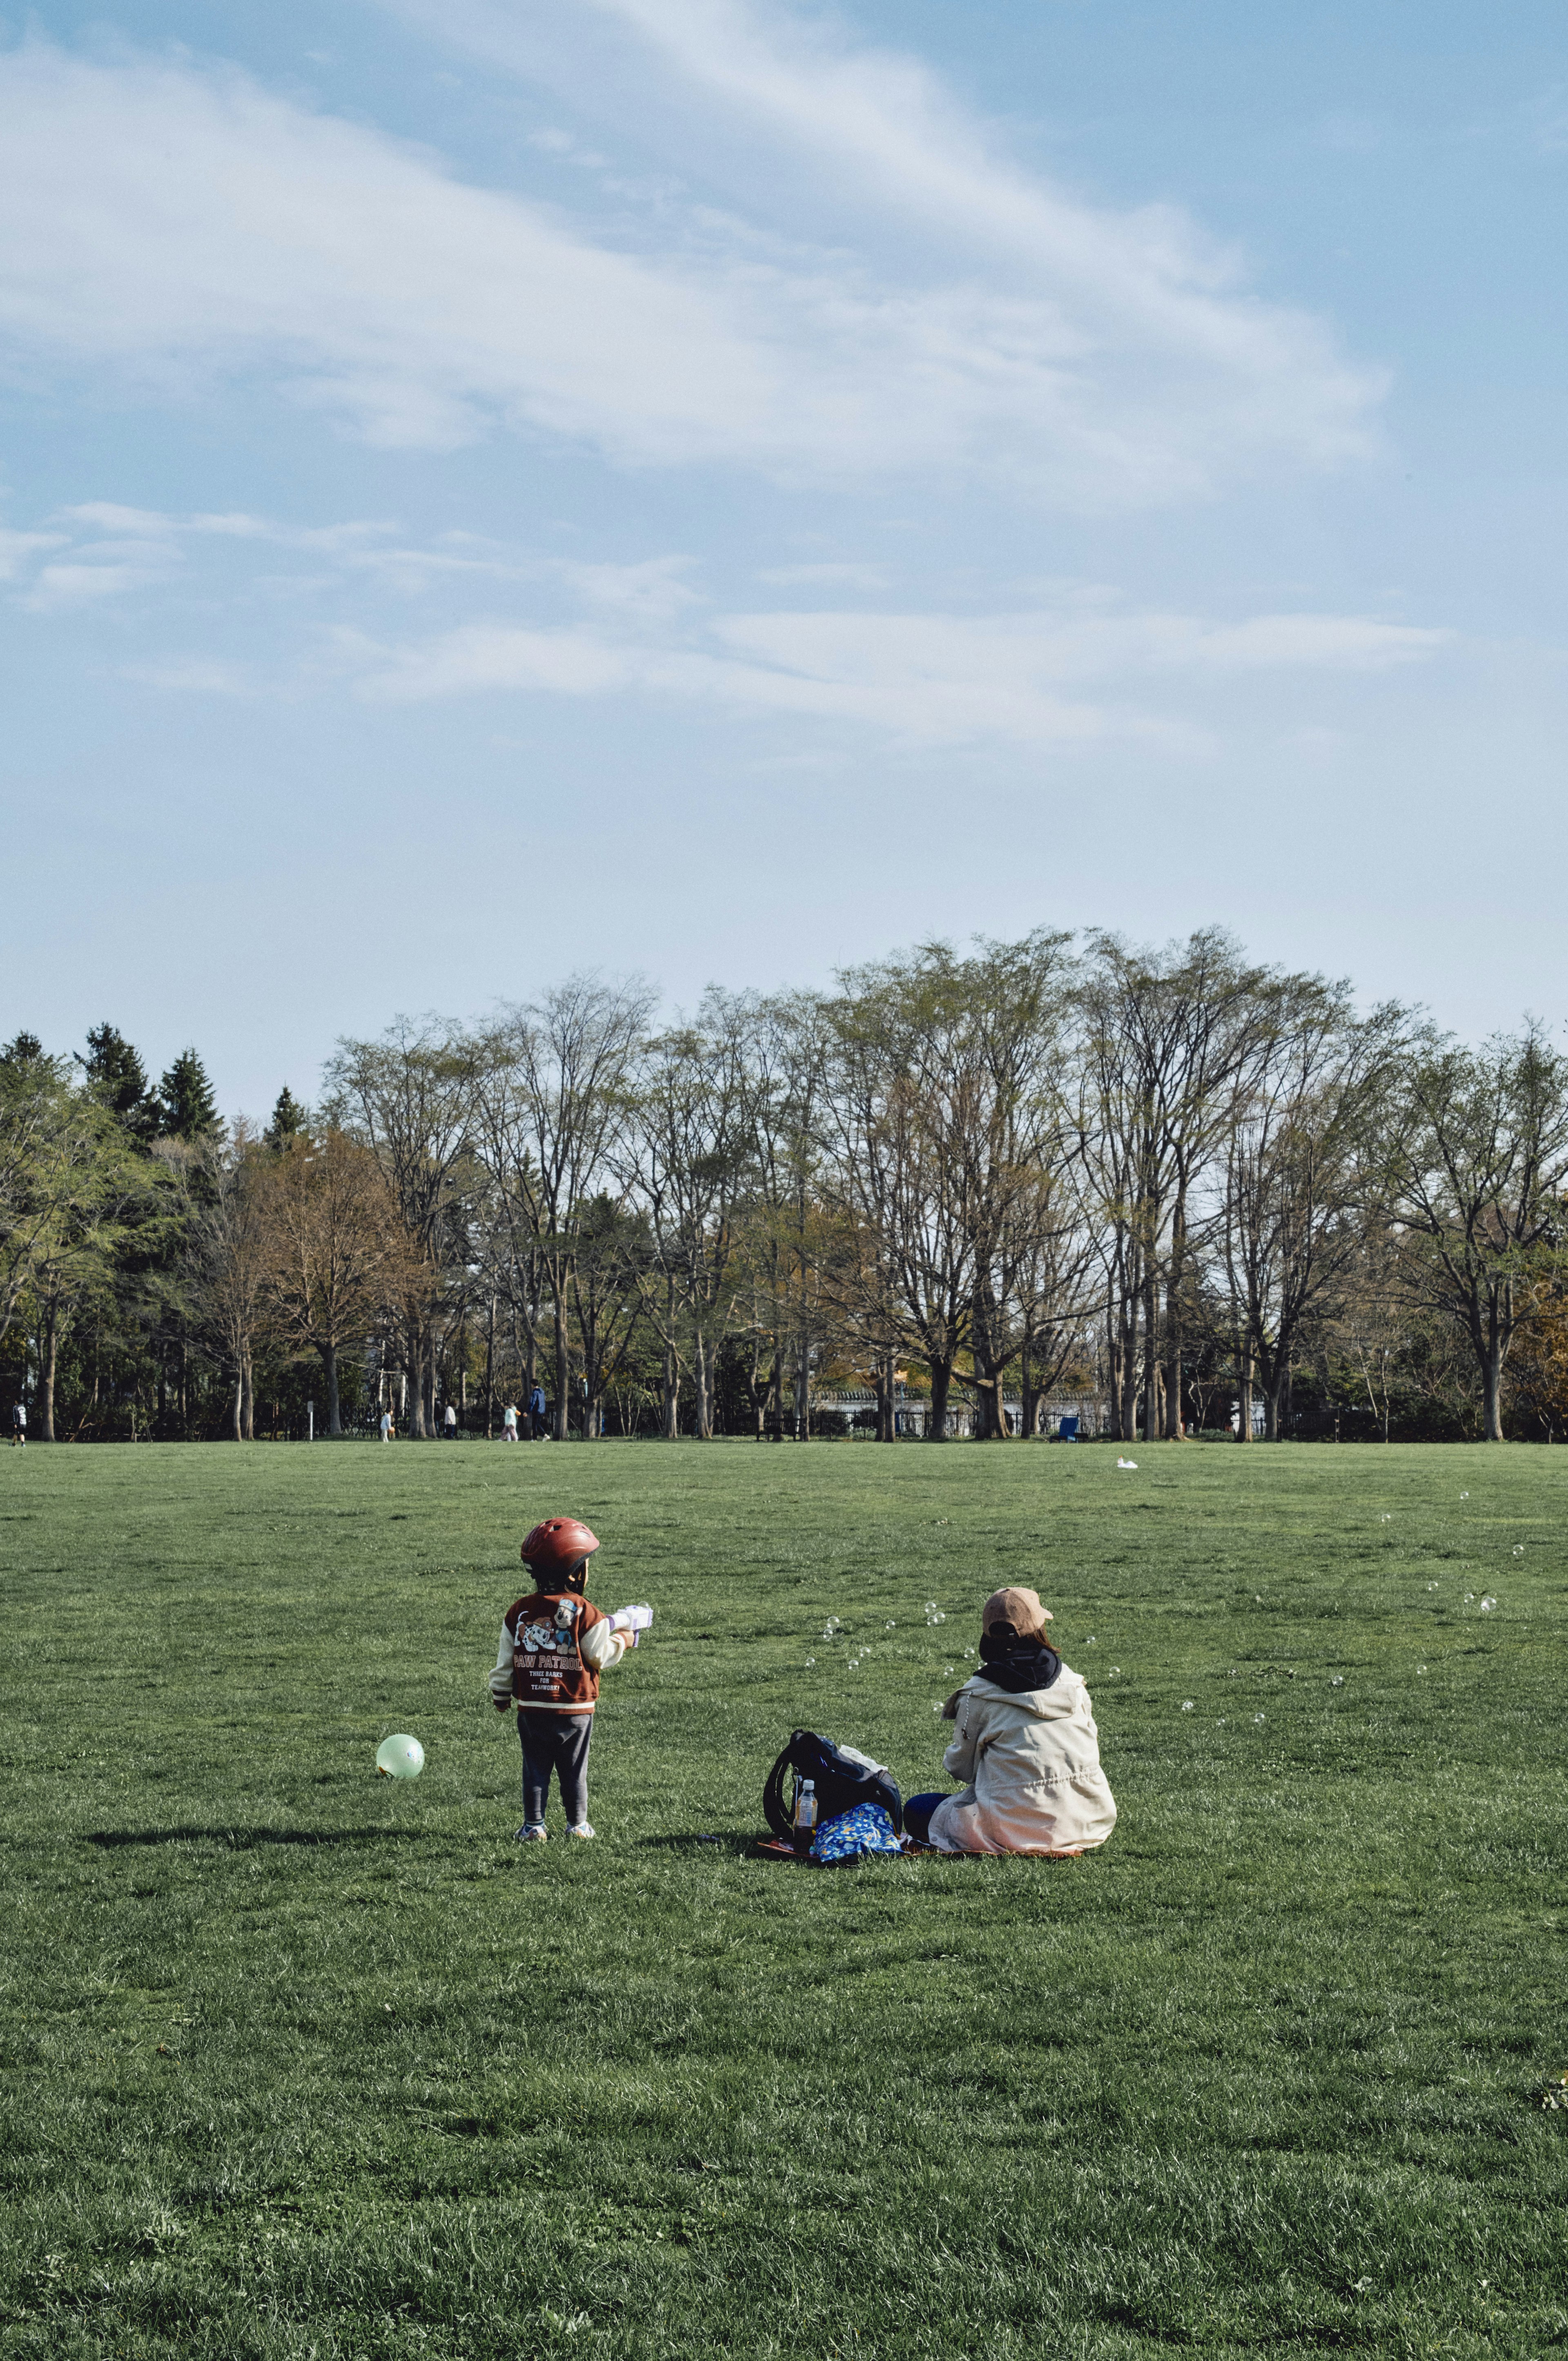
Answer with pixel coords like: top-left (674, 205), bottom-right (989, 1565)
top-left (0, 1031), bottom-right (45, 1070)
top-left (155, 1049), bottom-right (222, 1141)
top-left (82, 1023), bottom-right (156, 1138)
top-left (265, 1085), bottom-right (308, 1149)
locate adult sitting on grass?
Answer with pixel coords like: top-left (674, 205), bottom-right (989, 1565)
top-left (904, 1587), bottom-right (1117, 1857)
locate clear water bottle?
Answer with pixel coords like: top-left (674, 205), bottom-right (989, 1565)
top-left (793, 1777), bottom-right (817, 1839)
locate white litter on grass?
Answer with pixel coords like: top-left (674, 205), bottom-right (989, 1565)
top-left (1117, 1457), bottom-right (1138, 1469)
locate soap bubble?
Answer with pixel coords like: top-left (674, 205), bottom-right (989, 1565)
top-left (804, 1657), bottom-right (815, 1668)
top-left (1330, 1675), bottom-right (1344, 1688)
top-left (1254, 1713), bottom-right (1265, 1725)
top-left (1181, 1700), bottom-right (1194, 1712)
top-left (376, 1733), bottom-right (424, 1781)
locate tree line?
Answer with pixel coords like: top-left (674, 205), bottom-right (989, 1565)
top-left (6, 928), bottom-right (1568, 1445)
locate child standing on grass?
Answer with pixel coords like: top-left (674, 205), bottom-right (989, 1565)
top-left (488, 1517), bottom-right (652, 1843)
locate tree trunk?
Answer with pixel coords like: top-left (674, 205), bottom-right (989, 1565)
top-left (796, 1337), bottom-right (811, 1440)
top-left (324, 1342), bottom-right (342, 1437)
top-left (927, 1360), bottom-right (951, 1440)
top-left (693, 1329), bottom-right (713, 1440)
top-left (241, 1349), bottom-right (255, 1442)
top-left (1167, 1201), bottom-right (1187, 1438)
top-left (40, 1304), bottom-right (58, 1443)
top-left (1483, 1344), bottom-right (1505, 1442)
top-left (662, 1338), bottom-right (680, 1439)
top-left (877, 1351), bottom-right (895, 1444)
top-left (553, 1289), bottom-right (571, 1441)
top-left (230, 1373), bottom-right (243, 1441)
top-left (1141, 1277), bottom-right (1160, 1444)
top-left (1236, 1343), bottom-right (1253, 1442)
top-left (407, 1325), bottom-right (427, 1437)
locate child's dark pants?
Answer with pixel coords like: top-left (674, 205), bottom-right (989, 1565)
top-left (518, 1710), bottom-right (593, 1826)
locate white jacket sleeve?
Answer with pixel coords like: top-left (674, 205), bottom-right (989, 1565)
top-left (581, 1619), bottom-right (629, 1672)
top-left (942, 1695), bottom-right (980, 1784)
top-left (488, 1620), bottom-right (514, 1708)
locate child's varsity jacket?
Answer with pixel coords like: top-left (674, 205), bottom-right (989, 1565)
top-left (489, 1591), bottom-right (629, 1716)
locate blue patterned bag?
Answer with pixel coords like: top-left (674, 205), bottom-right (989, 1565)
top-left (809, 1801), bottom-right (904, 1865)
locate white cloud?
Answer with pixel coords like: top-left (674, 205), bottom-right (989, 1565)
top-left (0, 526), bottom-right (65, 578)
top-left (121, 657), bottom-right (259, 695)
top-left (23, 547), bottom-right (175, 608)
top-left (0, 29), bottom-right (1381, 502)
top-left (347, 591), bottom-right (1447, 745)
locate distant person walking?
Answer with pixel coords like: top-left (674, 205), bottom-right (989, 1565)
top-left (530, 1383), bottom-right (547, 1438)
top-left (502, 1402), bottom-right (519, 1442)
top-left (444, 1403), bottom-right (459, 1440)
top-left (10, 1399), bottom-right (24, 1447)
top-left (379, 1408), bottom-right (394, 1443)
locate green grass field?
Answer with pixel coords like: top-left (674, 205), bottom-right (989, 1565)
top-left (2, 1438), bottom-right (1565, 2360)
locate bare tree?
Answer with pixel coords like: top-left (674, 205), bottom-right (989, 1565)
top-left (1375, 1025), bottom-right (1568, 1441)
top-left (325, 1021), bottom-right (477, 1437)
top-left (1219, 993), bottom-right (1406, 1437)
top-left (182, 1128), bottom-right (271, 1440)
top-left (259, 1126), bottom-right (407, 1436)
top-left (471, 976), bottom-right (652, 1440)
top-left (1072, 931), bottom-right (1293, 1442)
top-left (621, 996), bottom-right (756, 1440)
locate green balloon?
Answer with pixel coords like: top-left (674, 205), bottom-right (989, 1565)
top-left (376, 1732), bottom-right (425, 1780)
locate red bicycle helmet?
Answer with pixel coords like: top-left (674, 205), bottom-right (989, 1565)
top-left (521, 1517), bottom-right (600, 1578)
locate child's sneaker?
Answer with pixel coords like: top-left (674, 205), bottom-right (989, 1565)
top-left (515, 1823), bottom-right (548, 1843)
top-left (567, 1822), bottom-right (596, 1840)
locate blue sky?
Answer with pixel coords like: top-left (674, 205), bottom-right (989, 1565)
top-left (3, 0), bottom-right (1565, 1115)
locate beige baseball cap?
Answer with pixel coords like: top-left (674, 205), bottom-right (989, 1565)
top-left (982, 1586), bottom-right (1054, 1637)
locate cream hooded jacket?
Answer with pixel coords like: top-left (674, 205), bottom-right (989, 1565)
top-left (927, 1662), bottom-right (1116, 1856)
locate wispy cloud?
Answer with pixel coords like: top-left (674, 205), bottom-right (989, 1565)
top-left (0, 25), bottom-right (1381, 504)
top-left (346, 591), bottom-right (1448, 746)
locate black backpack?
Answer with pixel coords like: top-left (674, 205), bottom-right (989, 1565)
top-left (763, 1730), bottom-right (904, 1848)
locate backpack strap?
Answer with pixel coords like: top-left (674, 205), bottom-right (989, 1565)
top-left (762, 1739), bottom-right (798, 1842)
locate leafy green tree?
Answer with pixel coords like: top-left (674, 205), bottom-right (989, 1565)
top-left (82, 1025), bottom-right (157, 1140)
top-left (2, 1033), bottom-right (45, 1070)
top-left (266, 1086), bottom-right (308, 1150)
top-left (155, 1050), bottom-right (221, 1142)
